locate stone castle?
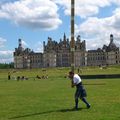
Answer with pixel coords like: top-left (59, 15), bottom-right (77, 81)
top-left (14, 33), bottom-right (120, 68)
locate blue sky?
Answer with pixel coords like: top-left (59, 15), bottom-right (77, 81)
top-left (0, 0), bottom-right (120, 63)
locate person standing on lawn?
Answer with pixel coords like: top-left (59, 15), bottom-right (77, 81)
top-left (68, 71), bottom-right (91, 110)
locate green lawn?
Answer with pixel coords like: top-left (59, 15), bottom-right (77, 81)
top-left (0, 67), bottom-right (120, 120)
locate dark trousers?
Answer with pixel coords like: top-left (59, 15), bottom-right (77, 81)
top-left (75, 83), bottom-right (90, 108)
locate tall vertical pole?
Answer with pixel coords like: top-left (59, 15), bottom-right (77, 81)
top-left (71, 0), bottom-right (75, 72)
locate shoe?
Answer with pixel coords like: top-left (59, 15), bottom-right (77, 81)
top-left (87, 104), bottom-right (91, 109)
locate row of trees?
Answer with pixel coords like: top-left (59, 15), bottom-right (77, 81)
top-left (0, 62), bottom-right (14, 69)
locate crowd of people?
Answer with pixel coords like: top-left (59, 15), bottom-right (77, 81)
top-left (8, 72), bottom-right (48, 81)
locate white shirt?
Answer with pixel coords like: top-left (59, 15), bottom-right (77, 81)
top-left (73, 74), bottom-right (82, 85)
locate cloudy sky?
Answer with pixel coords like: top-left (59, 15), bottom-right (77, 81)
top-left (0, 0), bottom-right (120, 63)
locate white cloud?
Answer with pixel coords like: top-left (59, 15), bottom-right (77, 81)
top-left (111, 8), bottom-right (120, 30)
top-left (0, 50), bottom-right (13, 63)
top-left (0, 0), bottom-right (62, 30)
top-left (55, 0), bottom-right (120, 49)
top-left (112, 0), bottom-right (120, 5)
top-left (53, 0), bottom-right (118, 50)
top-left (0, 50), bottom-right (13, 55)
top-left (21, 40), bottom-right (29, 48)
top-left (76, 12), bottom-right (120, 49)
top-left (33, 41), bottom-right (43, 53)
top-left (55, 0), bottom-right (112, 18)
top-left (1, 0), bottom-right (120, 52)
top-left (0, 37), bottom-right (6, 47)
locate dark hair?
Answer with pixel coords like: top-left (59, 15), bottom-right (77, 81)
top-left (69, 71), bottom-right (74, 75)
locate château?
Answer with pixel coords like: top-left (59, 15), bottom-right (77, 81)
top-left (14, 34), bottom-right (120, 68)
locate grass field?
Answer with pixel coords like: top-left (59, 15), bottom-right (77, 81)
top-left (0, 66), bottom-right (120, 120)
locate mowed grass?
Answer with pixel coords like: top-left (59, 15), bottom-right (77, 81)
top-left (0, 66), bottom-right (120, 120)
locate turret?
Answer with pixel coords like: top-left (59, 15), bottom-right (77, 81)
top-left (18, 38), bottom-right (24, 51)
top-left (43, 41), bottom-right (45, 52)
top-left (19, 39), bottom-right (22, 47)
top-left (63, 33), bottom-right (66, 41)
top-left (110, 34), bottom-right (113, 44)
top-left (77, 35), bottom-right (81, 42)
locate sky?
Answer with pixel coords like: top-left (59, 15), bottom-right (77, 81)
top-left (0, 0), bottom-right (120, 63)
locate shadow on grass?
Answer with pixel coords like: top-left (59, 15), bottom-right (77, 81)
top-left (9, 107), bottom-right (87, 119)
top-left (83, 83), bottom-right (106, 85)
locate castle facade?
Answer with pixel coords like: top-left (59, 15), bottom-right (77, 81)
top-left (14, 34), bottom-right (120, 68)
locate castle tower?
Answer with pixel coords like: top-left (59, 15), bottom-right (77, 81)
top-left (43, 41), bottom-right (45, 52)
top-left (110, 34), bottom-right (113, 44)
top-left (63, 33), bottom-right (66, 41)
top-left (18, 38), bottom-right (23, 51)
top-left (77, 35), bottom-right (81, 42)
top-left (19, 39), bottom-right (22, 47)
